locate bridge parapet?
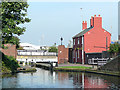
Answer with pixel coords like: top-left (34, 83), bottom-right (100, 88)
top-left (17, 50), bottom-right (58, 56)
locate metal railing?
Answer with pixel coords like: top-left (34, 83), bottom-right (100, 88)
top-left (88, 58), bottom-right (110, 66)
top-left (17, 58), bottom-right (58, 63)
top-left (17, 50), bottom-right (58, 56)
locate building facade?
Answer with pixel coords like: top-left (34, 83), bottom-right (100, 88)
top-left (72, 15), bottom-right (111, 64)
top-left (58, 45), bottom-right (73, 64)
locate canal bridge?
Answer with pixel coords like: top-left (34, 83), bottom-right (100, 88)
top-left (17, 50), bottom-right (58, 64)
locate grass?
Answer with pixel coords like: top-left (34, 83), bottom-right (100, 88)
top-left (58, 66), bottom-right (92, 69)
top-left (54, 66), bottom-right (120, 77)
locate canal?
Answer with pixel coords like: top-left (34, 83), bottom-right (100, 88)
top-left (1, 68), bottom-right (120, 89)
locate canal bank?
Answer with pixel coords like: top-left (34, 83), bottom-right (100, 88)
top-left (17, 64), bottom-right (37, 73)
top-left (1, 67), bottom-right (120, 89)
top-left (55, 64), bottom-right (120, 77)
top-left (54, 67), bottom-right (120, 77)
top-left (2, 63), bottom-right (37, 77)
top-left (35, 63), bottom-right (120, 77)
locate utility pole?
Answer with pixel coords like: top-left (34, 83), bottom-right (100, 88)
top-left (80, 8), bottom-right (83, 22)
top-left (80, 8), bottom-right (84, 64)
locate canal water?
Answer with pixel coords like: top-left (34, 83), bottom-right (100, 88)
top-left (1, 68), bottom-right (120, 89)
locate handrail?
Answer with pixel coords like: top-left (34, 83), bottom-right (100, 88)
top-left (104, 55), bottom-right (120, 64)
top-left (17, 51), bottom-right (58, 56)
top-left (88, 58), bottom-right (109, 66)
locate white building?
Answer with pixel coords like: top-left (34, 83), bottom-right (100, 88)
top-left (20, 43), bottom-right (41, 50)
top-left (20, 43), bottom-right (50, 51)
top-left (17, 43), bottom-right (58, 63)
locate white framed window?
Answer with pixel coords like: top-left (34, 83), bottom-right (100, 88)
top-left (78, 50), bottom-right (79, 58)
top-left (73, 39), bottom-right (75, 45)
top-left (76, 51), bottom-right (77, 62)
top-left (73, 50), bottom-right (75, 58)
top-left (78, 38), bottom-right (79, 44)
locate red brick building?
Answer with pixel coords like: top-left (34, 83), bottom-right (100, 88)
top-left (58, 45), bottom-right (73, 64)
top-left (0, 44), bottom-right (17, 59)
top-left (72, 15), bottom-right (111, 64)
top-left (58, 45), bottom-right (69, 64)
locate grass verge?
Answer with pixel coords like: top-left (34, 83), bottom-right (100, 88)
top-left (54, 67), bottom-right (120, 77)
top-left (58, 66), bottom-right (92, 69)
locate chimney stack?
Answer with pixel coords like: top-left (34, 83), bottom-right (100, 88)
top-left (82, 21), bottom-right (87, 30)
top-left (90, 15), bottom-right (102, 28)
top-left (90, 16), bottom-right (94, 27)
top-left (93, 15), bottom-right (102, 28)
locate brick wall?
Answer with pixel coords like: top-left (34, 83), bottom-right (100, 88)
top-left (58, 45), bottom-right (69, 64)
top-left (0, 44), bottom-right (17, 59)
top-left (99, 55), bottom-right (120, 71)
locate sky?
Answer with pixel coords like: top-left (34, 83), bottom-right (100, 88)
top-left (19, 1), bottom-right (118, 46)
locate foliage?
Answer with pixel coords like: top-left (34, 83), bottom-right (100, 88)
top-left (7, 36), bottom-right (20, 48)
top-left (1, 51), bottom-right (19, 73)
top-left (108, 42), bottom-right (120, 57)
top-left (1, 2), bottom-right (31, 46)
top-left (48, 46), bottom-right (58, 53)
top-left (2, 44), bottom-right (8, 49)
top-left (2, 61), bottom-right (11, 74)
top-left (17, 46), bottom-right (24, 50)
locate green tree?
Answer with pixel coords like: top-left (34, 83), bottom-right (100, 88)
top-left (108, 42), bottom-right (120, 57)
top-left (48, 46), bottom-right (58, 53)
top-left (1, 2), bottom-right (31, 47)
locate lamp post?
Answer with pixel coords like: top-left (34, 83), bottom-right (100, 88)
top-left (60, 37), bottom-right (63, 45)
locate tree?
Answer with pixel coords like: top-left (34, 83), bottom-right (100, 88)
top-left (108, 42), bottom-right (120, 57)
top-left (48, 46), bottom-right (58, 53)
top-left (1, 2), bottom-right (31, 47)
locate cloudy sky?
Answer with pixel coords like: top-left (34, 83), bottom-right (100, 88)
top-left (19, 1), bottom-right (118, 46)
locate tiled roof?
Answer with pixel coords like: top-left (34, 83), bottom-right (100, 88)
top-left (72, 27), bottom-right (93, 38)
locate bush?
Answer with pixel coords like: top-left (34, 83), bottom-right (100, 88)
top-left (17, 46), bottom-right (24, 50)
top-left (48, 46), bottom-right (58, 53)
top-left (2, 52), bottom-right (19, 72)
top-left (108, 42), bottom-right (120, 57)
top-left (2, 44), bottom-right (8, 49)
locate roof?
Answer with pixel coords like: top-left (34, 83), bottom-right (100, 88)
top-left (72, 27), bottom-right (93, 38)
top-left (20, 43), bottom-right (40, 50)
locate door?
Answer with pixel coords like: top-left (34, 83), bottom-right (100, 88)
top-left (76, 51), bottom-right (77, 63)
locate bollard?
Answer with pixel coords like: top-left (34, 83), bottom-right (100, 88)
top-left (56, 62), bottom-right (58, 67)
top-left (50, 62), bottom-right (53, 69)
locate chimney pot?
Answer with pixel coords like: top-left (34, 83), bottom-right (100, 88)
top-left (94, 15), bottom-right (96, 17)
top-left (82, 21), bottom-right (87, 30)
top-left (98, 15), bottom-right (100, 17)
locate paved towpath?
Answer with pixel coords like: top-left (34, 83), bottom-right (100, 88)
top-left (58, 63), bottom-right (93, 67)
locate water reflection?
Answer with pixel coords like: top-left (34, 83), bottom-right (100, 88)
top-left (2, 68), bottom-right (120, 89)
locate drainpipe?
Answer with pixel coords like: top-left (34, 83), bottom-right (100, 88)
top-left (82, 36), bottom-right (84, 64)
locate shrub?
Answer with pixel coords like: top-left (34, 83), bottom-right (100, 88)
top-left (2, 44), bottom-right (8, 49)
top-left (48, 46), bottom-right (58, 53)
top-left (2, 52), bottom-right (19, 72)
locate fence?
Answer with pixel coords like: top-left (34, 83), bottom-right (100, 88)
top-left (17, 50), bottom-right (58, 56)
top-left (88, 58), bottom-right (110, 66)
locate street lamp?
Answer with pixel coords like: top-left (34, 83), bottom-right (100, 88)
top-left (60, 37), bottom-right (63, 45)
